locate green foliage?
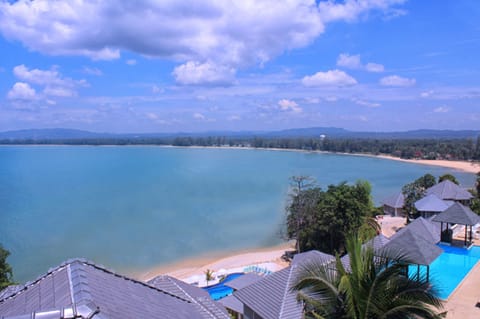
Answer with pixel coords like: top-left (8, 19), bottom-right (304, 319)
top-left (2, 136), bottom-right (480, 162)
top-left (286, 178), bottom-right (375, 255)
top-left (402, 174), bottom-right (436, 217)
top-left (292, 236), bottom-right (445, 319)
top-left (204, 269), bottom-right (214, 285)
top-left (438, 173), bottom-right (459, 185)
top-left (476, 171), bottom-right (480, 195)
top-left (0, 244), bottom-right (14, 290)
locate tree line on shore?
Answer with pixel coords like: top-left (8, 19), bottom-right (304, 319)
top-left (2, 135), bottom-right (480, 161)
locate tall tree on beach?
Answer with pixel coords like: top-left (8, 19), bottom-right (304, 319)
top-left (291, 236), bottom-right (444, 319)
top-left (286, 178), bottom-right (375, 255)
top-left (0, 244), bottom-right (14, 290)
top-left (286, 176), bottom-right (317, 253)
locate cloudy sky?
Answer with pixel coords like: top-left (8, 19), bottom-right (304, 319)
top-left (0, 0), bottom-right (479, 133)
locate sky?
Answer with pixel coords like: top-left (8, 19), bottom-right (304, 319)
top-left (0, 0), bottom-right (479, 133)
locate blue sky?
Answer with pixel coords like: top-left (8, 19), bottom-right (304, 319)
top-left (0, 0), bottom-right (479, 133)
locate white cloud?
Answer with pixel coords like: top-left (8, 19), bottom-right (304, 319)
top-left (278, 99), bottom-right (302, 113)
top-left (7, 82), bottom-right (37, 100)
top-left (337, 53), bottom-right (384, 72)
top-left (193, 112), bottom-right (206, 120)
top-left (12, 64), bottom-right (87, 97)
top-left (173, 61), bottom-right (236, 86)
top-left (126, 59), bottom-right (137, 66)
top-left (379, 75), bottom-right (416, 87)
top-left (420, 90), bottom-right (434, 98)
top-left (228, 115), bottom-right (241, 121)
top-left (304, 97), bottom-right (320, 104)
top-left (325, 96), bottom-right (338, 102)
top-left (152, 85), bottom-right (163, 94)
top-left (433, 106), bottom-right (450, 113)
top-left (318, 0), bottom-right (407, 23)
top-left (82, 67), bottom-right (103, 76)
top-left (0, 0), bottom-right (404, 85)
top-left (43, 86), bottom-right (76, 97)
top-left (302, 69), bottom-right (357, 87)
top-left (365, 62), bottom-right (384, 73)
top-left (352, 98), bottom-right (381, 108)
top-left (146, 112), bottom-right (159, 120)
top-left (337, 53), bottom-right (362, 69)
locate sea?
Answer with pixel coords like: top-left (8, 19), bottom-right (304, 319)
top-left (0, 146), bottom-right (476, 282)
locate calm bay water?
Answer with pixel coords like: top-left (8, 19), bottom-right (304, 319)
top-left (0, 146), bottom-right (476, 282)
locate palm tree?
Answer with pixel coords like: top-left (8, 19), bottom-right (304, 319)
top-left (291, 236), bottom-right (444, 319)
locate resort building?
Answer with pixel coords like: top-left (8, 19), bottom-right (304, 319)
top-left (230, 251), bottom-right (335, 319)
top-left (414, 194), bottom-right (454, 219)
top-left (425, 180), bottom-right (473, 205)
top-left (382, 191), bottom-right (405, 217)
top-left (0, 259), bottom-right (229, 319)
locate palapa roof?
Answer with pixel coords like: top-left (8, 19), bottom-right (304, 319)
top-left (414, 194), bottom-right (453, 212)
top-left (218, 295), bottom-right (244, 314)
top-left (148, 275), bottom-right (229, 318)
top-left (432, 202), bottom-right (480, 226)
top-left (390, 217), bottom-right (440, 245)
top-left (234, 250), bottom-right (334, 319)
top-left (383, 192), bottom-right (405, 208)
top-left (426, 180), bottom-right (473, 201)
top-left (224, 273), bottom-right (262, 291)
top-left (0, 259), bottom-right (228, 319)
top-left (382, 228), bottom-right (443, 265)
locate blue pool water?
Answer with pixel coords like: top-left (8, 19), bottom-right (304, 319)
top-left (411, 245), bottom-right (480, 300)
top-left (203, 273), bottom-right (244, 300)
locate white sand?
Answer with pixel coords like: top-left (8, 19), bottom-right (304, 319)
top-left (137, 242), bottom-right (294, 282)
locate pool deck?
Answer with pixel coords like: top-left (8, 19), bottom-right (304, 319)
top-left (445, 260), bottom-right (480, 318)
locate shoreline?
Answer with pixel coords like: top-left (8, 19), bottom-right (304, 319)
top-left (134, 241), bottom-right (295, 282)
top-left (3, 144), bottom-right (478, 174)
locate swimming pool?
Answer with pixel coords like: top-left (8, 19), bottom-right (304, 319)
top-left (411, 244), bottom-right (480, 300)
top-left (203, 273), bottom-right (244, 300)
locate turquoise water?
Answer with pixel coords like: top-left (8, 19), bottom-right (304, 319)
top-left (421, 245), bottom-right (480, 300)
top-left (0, 146), bottom-right (476, 282)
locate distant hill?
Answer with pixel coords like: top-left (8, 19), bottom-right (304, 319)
top-left (0, 127), bottom-right (479, 140)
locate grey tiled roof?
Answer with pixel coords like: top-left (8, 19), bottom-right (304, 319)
top-left (224, 273), bottom-right (262, 291)
top-left (390, 217), bottom-right (440, 244)
top-left (414, 194), bottom-right (453, 212)
top-left (0, 259), bottom-right (227, 319)
top-left (383, 192), bottom-right (405, 208)
top-left (148, 275), bottom-right (229, 319)
top-left (382, 228), bottom-right (442, 265)
top-left (234, 250), bottom-right (334, 319)
top-left (426, 180), bottom-right (473, 201)
top-left (432, 202), bottom-right (480, 226)
top-left (218, 294), bottom-right (244, 314)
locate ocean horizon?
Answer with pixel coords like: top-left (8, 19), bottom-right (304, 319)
top-left (0, 145), bottom-right (476, 282)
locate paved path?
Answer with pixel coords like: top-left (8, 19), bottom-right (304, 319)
top-left (445, 261), bottom-right (480, 318)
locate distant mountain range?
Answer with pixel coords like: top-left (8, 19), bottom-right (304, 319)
top-left (0, 127), bottom-right (479, 140)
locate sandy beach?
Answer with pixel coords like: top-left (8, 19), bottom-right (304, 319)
top-left (373, 154), bottom-right (480, 174)
top-left (137, 241), bottom-right (294, 282)
top-left (167, 145), bottom-right (480, 174)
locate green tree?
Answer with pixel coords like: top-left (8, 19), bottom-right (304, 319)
top-left (287, 180), bottom-right (375, 255)
top-left (402, 174), bottom-right (436, 220)
top-left (292, 236), bottom-right (444, 319)
top-left (286, 176), bottom-right (317, 253)
top-left (476, 171), bottom-right (480, 195)
top-left (438, 174), bottom-right (459, 185)
top-left (204, 269), bottom-right (214, 286)
top-left (0, 244), bottom-right (14, 290)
